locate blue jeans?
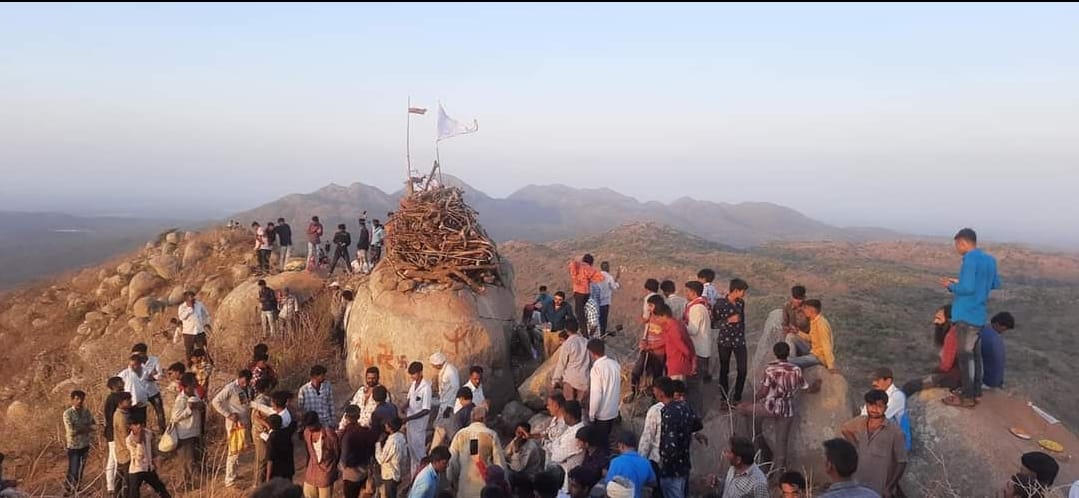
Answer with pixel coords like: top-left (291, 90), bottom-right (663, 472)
top-left (659, 476), bottom-right (687, 498)
top-left (66, 446), bottom-right (90, 491)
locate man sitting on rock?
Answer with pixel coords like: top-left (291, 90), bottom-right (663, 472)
top-left (902, 305), bottom-right (961, 398)
top-left (981, 311), bottom-right (1015, 391)
top-left (786, 299), bottom-right (837, 391)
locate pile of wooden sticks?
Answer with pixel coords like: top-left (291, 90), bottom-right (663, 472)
top-left (385, 186), bottom-right (503, 292)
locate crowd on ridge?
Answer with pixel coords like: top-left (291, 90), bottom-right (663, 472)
top-left (10, 220), bottom-right (1070, 498)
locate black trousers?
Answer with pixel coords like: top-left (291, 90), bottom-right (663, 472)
top-left (717, 345), bottom-right (748, 403)
top-left (592, 417), bottom-right (617, 446)
top-left (257, 249), bottom-right (272, 271)
top-left (343, 479), bottom-right (367, 498)
top-left (599, 305), bottom-right (610, 334)
top-left (329, 247), bottom-right (352, 274)
top-left (630, 350), bottom-right (666, 389)
top-left (128, 470), bottom-right (171, 498)
top-left (147, 394), bottom-right (166, 432)
top-left (573, 292), bottom-right (589, 329)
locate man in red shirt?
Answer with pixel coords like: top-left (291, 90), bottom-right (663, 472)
top-left (654, 305), bottom-right (696, 381)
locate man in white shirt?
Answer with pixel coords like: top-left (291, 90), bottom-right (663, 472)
top-left (339, 366), bottom-right (390, 430)
top-left (211, 369), bottom-right (253, 487)
top-left (538, 393), bottom-right (569, 465)
top-left (588, 339), bottom-right (622, 443)
top-left (862, 367), bottom-right (910, 450)
top-left (403, 361), bottom-right (432, 475)
top-left (550, 401), bottom-right (586, 491)
top-left (172, 373), bottom-right (205, 484)
top-left (429, 352), bottom-right (460, 447)
top-left (447, 406), bottom-right (507, 497)
top-left (117, 353), bottom-right (153, 423)
top-left (455, 366), bottom-right (486, 411)
top-left (130, 343), bottom-right (165, 432)
top-left (597, 262), bottom-right (622, 335)
top-left (683, 282), bottom-right (712, 415)
top-left (552, 321), bottom-right (590, 402)
top-left (177, 291), bottom-right (211, 360)
top-left (376, 417), bottom-right (407, 498)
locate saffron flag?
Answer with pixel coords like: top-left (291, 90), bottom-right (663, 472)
top-left (408, 106), bottom-right (427, 115)
top-left (436, 102), bottom-right (478, 141)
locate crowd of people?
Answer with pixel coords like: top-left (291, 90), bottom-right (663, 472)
top-left (40, 222), bottom-right (1074, 498)
top-left (245, 214), bottom-right (391, 277)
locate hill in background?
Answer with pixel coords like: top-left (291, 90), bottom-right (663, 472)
top-left (233, 175), bottom-right (910, 248)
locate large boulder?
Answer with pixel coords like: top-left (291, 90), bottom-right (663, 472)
top-left (346, 263), bottom-right (517, 412)
top-left (901, 388), bottom-right (1079, 496)
top-left (182, 240), bottom-right (212, 268)
top-left (148, 254), bottom-right (180, 280)
top-left (518, 355), bottom-right (558, 411)
top-left (749, 308), bottom-right (855, 485)
top-left (127, 271), bottom-right (164, 307)
top-left (166, 285), bottom-right (187, 306)
top-left (117, 261), bottom-right (135, 276)
top-left (213, 272), bottom-right (324, 351)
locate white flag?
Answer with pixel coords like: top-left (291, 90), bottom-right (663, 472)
top-left (436, 102), bottom-right (478, 142)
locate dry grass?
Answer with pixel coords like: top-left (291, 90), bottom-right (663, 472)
top-left (1, 239), bottom-right (344, 497)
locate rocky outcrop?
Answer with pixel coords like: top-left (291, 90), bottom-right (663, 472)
top-left (901, 388), bottom-right (1079, 496)
top-left (518, 355), bottom-right (558, 411)
top-left (345, 263), bottom-right (517, 412)
top-left (132, 296), bottom-right (164, 319)
top-left (749, 308), bottom-right (855, 485)
top-left (166, 285), bottom-right (186, 306)
top-left (182, 240), bottom-right (212, 268)
top-left (148, 254), bottom-right (180, 280)
top-left (212, 272), bottom-right (324, 351)
top-left (127, 271), bottom-right (164, 307)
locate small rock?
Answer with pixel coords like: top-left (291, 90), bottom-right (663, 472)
top-left (31, 318), bottom-right (49, 329)
top-left (165, 231), bottom-right (180, 244)
top-left (166, 285), bottom-right (186, 306)
top-left (128, 317), bottom-right (148, 333)
top-left (6, 400), bottom-right (30, 423)
top-left (127, 271), bottom-right (164, 307)
top-left (133, 296), bottom-right (164, 318)
top-left (499, 401), bottom-right (535, 430)
top-left (182, 241), bottom-right (212, 268)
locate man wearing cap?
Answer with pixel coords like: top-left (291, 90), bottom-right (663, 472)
top-left (862, 367), bottom-right (910, 451)
top-left (429, 352), bottom-right (460, 449)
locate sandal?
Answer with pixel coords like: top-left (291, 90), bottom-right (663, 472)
top-left (941, 394), bottom-right (976, 408)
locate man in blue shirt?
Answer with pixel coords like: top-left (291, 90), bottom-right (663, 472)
top-left (940, 228), bottom-right (1001, 408)
top-left (407, 445), bottom-right (450, 498)
top-left (980, 312), bottom-right (1015, 389)
top-left (605, 430), bottom-right (656, 498)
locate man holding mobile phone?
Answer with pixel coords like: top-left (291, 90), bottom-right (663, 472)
top-left (446, 406), bottom-right (506, 497)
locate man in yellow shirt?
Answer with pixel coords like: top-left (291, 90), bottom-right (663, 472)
top-left (785, 300), bottom-right (837, 390)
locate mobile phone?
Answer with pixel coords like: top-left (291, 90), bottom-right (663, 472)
top-left (469, 439), bottom-right (479, 455)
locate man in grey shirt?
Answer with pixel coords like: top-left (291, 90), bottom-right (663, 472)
top-left (840, 390), bottom-right (907, 497)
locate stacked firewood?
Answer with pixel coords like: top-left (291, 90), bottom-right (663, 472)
top-left (384, 186), bottom-right (503, 292)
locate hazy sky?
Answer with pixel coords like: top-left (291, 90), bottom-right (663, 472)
top-left (2, 3), bottom-right (1078, 246)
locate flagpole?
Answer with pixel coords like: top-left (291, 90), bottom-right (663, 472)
top-left (435, 140), bottom-right (443, 184)
top-left (406, 97), bottom-right (413, 194)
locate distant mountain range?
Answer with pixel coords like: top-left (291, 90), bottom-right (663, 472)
top-left (232, 175), bottom-right (911, 248)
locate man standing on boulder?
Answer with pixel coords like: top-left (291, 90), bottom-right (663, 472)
top-left (306, 216), bottom-right (324, 266)
top-left (275, 218), bottom-right (292, 269)
top-left (252, 222), bottom-right (272, 275)
top-left (356, 213), bottom-right (371, 273)
top-left (257, 280), bottom-right (278, 338)
top-left (369, 219), bottom-right (385, 267)
top-left (329, 223), bottom-right (353, 275)
top-left (178, 291), bottom-right (211, 360)
top-left (940, 228), bottom-right (1000, 408)
top-left (569, 254), bottom-right (605, 330)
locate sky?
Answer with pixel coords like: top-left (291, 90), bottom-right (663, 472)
top-left (2, 3), bottom-right (1078, 246)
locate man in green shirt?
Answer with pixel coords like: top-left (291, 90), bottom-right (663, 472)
top-left (63, 390), bottom-right (96, 495)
